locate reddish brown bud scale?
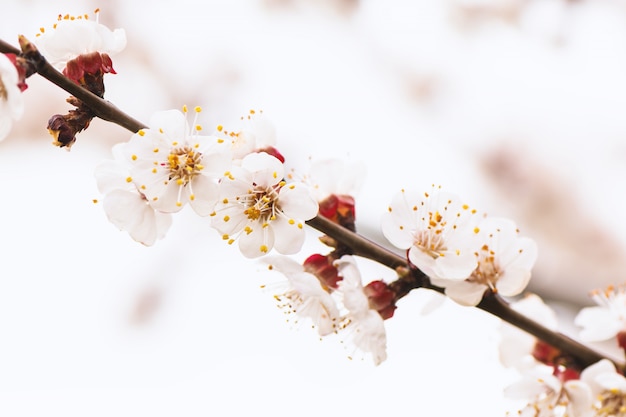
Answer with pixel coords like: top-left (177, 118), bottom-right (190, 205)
top-left (319, 194), bottom-right (356, 230)
top-left (532, 340), bottom-right (561, 366)
top-left (617, 331), bottom-right (626, 352)
top-left (553, 365), bottom-right (580, 382)
top-left (63, 52), bottom-right (116, 84)
top-left (303, 253), bottom-right (342, 290)
top-left (364, 280), bottom-right (397, 319)
top-left (4, 53), bottom-right (28, 91)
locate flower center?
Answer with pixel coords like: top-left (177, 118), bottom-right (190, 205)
top-left (243, 185), bottom-right (281, 223)
top-left (596, 389), bottom-right (626, 416)
top-left (468, 244), bottom-right (500, 287)
top-left (414, 210), bottom-right (449, 258)
top-left (166, 146), bottom-right (203, 186)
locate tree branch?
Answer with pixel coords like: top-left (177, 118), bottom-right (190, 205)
top-left (3, 34), bottom-right (619, 374)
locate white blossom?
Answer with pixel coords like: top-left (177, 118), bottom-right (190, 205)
top-left (575, 284), bottom-right (626, 343)
top-left (335, 255), bottom-right (387, 366)
top-left (215, 109), bottom-right (278, 161)
top-left (263, 256), bottom-right (340, 336)
top-left (34, 10), bottom-right (126, 68)
top-left (505, 367), bottom-right (593, 417)
top-left (94, 145), bottom-right (172, 246)
top-left (440, 217), bottom-right (538, 306)
top-left (579, 359), bottom-right (626, 416)
top-left (306, 157), bottom-right (367, 201)
top-left (119, 107), bottom-right (232, 216)
top-left (381, 187), bottom-right (479, 281)
top-left (0, 54), bottom-right (24, 141)
top-left (211, 152), bottom-right (318, 258)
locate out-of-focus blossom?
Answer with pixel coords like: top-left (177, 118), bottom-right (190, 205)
top-left (439, 217), bottom-right (538, 306)
top-left (382, 187), bottom-right (479, 281)
top-left (505, 367), bottom-right (593, 417)
top-left (579, 359), bottom-right (626, 416)
top-left (34, 10), bottom-right (126, 69)
top-left (306, 157), bottom-right (366, 202)
top-left (120, 107), bottom-right (231, 216)
top-left (263, 256), bottom-right (340, 336)
top-left (575, 284), bottom-right (626, 343)
top-left (211, 151), bottom-right (318, 258)
top-left (0, 53), bottom-right (24, 141)
top-left (95, 145), bottom-right (172, 246)
top-left (335, 255), bottom-right (387, 365)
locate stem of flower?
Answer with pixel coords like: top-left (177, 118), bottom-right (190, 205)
top-left (3, 34), bottom-right (620, 374)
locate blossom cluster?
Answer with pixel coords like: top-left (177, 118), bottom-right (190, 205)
top-left (8, 10), bottom-right (626, 413)
top-left (96, 107), bottom-right (319, 254)
top-left (497, 287), bottom-right (626, 415)
top-left (382, 187), bottom-right (538, 307)
top-left (264, 254), bottom-right (389, 365)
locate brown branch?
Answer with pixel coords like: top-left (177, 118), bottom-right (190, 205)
top-left (1, 37), bottom-right (146, 133)
top-left (306, 215), bottom-right (623, 372)
top-left (2, 34), bottom-right (619, 374)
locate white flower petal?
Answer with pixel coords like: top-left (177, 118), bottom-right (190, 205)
top-left (351, 311), bottom-right (387, 366)
top-left (239, 226), bottom-right (274, 258)
top-left (94, 160), bottom-right (132, 194)
top-left (103, 189), bottom-right (170, 246)
top-left (444, 280), bottom-right (487, 306)
top-left (563, 380), bottom-right (593, 417)
top-left (241, 152), bottom-right (284, 188)
top-left (433, 251), bottom-right (477, 281)
top-left (35, 16), bottom-right (126, 67)
top-left (148, 109), bottom-right (186, 139)
top-left (575, 306), bottom-right (623, 342)
top-left (187, 174), bottom-right (219, 216)
top-left (271, 216), bottom-right (306, 255)
top-left (496, 267), bottom-right (531, 297)
top-left (278, 183), bottom-right (319, 220)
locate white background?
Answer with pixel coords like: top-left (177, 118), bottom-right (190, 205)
top-left (2, 0), bottom-right (626, 414)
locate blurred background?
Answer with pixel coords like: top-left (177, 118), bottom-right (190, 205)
top-left (2, 0), bottom-right (626, 414)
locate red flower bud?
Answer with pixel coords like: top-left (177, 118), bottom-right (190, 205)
top-left (364, 280), bottom-right (396, 320)
top-left (303, 253), bottom-right (341, 290)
